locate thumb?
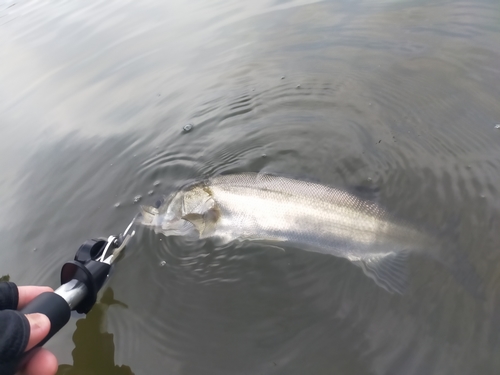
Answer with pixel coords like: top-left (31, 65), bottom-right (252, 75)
top-left (25, 313), bottom-right (51, 351)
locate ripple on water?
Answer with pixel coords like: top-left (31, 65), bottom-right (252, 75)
top-left (54, 0), bottom-right (500, 374)
top-left (125, 55), bottom-right (500, 372)
top-left (130, 224), bottom-right (366, 368)
top-left (0, 0), bottom-right (498, 373)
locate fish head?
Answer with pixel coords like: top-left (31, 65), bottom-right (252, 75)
top-left (140, 184), bottom-right (218, 238)
top-left (140, 191), bottom-right (192, 236)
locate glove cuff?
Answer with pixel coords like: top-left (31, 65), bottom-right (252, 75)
top-left (0, 282), bottom-right (19, 310)
top-left (0, 309), bottom-right (30, 374)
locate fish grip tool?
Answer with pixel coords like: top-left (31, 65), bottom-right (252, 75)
top-left (16, 216), bottom-right (136, 366)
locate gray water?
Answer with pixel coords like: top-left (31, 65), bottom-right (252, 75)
top-left (1, 0), bottom-right (500, 374)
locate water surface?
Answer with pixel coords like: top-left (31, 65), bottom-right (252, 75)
top-left (1, 0), bottom-right (500, 374)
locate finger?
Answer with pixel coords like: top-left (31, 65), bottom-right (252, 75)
top-left (17, 287), bottom-right (54, 309)
top-left (20, 348), bottom-right (58, 375)
top-left (25, 313), bottom-right (51, 351)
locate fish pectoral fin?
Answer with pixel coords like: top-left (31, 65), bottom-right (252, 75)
top-left (353, 250), bottom-right (410, 294)
top-left (182, 209), bottom-right (218, 238)
top-left (201, 209), bottom-right (218, 238)
top-left (265, 244), bottom-right (285, 252)
top-left (182, 213), bottom-right (205, 234)
top-left (240, 234), bottom-right (286, 243)
top-left (140, 205), bottom-right (159, 224)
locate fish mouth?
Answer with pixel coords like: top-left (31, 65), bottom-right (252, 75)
top-left (140, 204), bottom-right (196, 236)
top-left (139, 194), bottom-right (172, 224)
top-left (161, 217), bottom-right (196, 237)
top-left (140, 205), bottom-right (160, 225)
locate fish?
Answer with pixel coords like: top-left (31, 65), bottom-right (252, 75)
top-left (140, 173), bottom-right (478, 295)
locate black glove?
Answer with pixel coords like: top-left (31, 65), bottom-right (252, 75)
top-left (0, 282), bottom-right (31, 375)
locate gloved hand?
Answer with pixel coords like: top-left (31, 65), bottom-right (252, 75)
top-left (0, 282), bottom-right (58, 375)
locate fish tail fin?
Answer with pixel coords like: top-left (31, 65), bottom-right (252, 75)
top-left (353, 250), bottom-right (410, 294)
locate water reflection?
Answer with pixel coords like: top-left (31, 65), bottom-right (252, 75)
top-left (57, 288), bottom-right (134, 375)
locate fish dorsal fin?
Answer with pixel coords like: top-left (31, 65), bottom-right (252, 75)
top-left (140, 205), bottom-right (159, 224)
top-left (353, 250), bottom-right (410, 294)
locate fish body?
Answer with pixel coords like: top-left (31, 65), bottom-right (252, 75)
top-left (141, 173), bottom-right (438, 293)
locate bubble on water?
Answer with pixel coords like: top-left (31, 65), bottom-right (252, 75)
top-left (296, 84), bottom-right (301, 89)
top-left (281, 75), bottom-right (285, 80)
top-left (153, 180), bottom-right (161, 187)
top-left (183, 123), bottom-right (193, 133)
top-left (133, 195), bottom-right (142, 203)
top-left (159, 260), bottom-right (167, 267)
top-left (148, 190), bottom-right (154, 196)
top-left (32, 247), bottom-right (37, 252)
top-left (114, 202), bottom-right (121, 208)
top-left (495, 124), bottom-right (500, 129)
top-left (261, 153), bottom-right (267, 158)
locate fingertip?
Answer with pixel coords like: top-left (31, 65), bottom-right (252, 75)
top-left (25, 313), bottom-right (51, 351)
top-left (22, 348), bottom-right (58, 375)
top-left (18, 286), bottom-right (54, 309)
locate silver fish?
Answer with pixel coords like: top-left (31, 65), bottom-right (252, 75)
top-left (140, 173), bottom-right (461, 294)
